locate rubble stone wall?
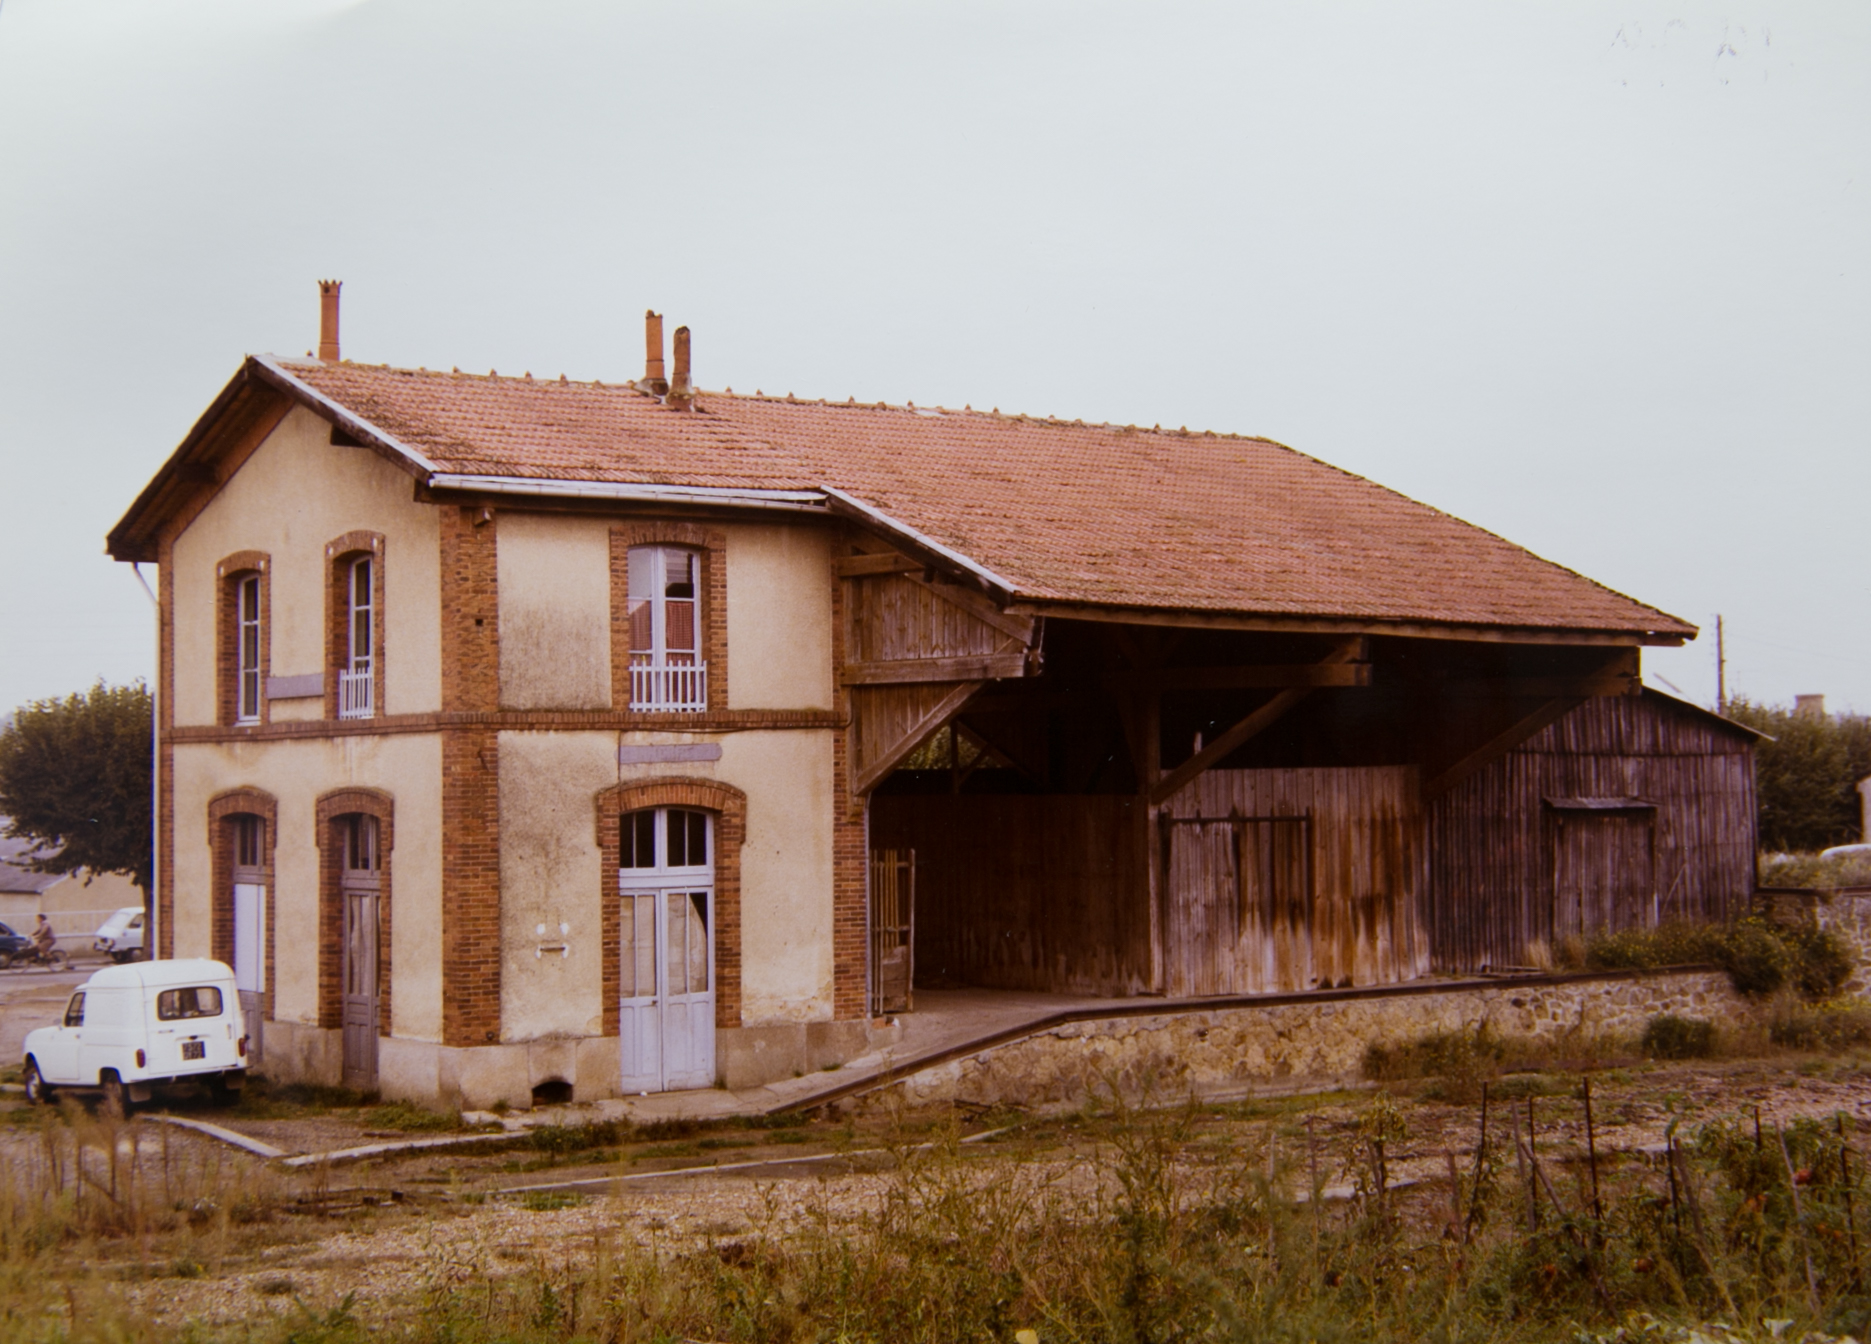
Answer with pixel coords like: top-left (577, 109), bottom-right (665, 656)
top-left (887, 969), bottom-right (1746, 1111)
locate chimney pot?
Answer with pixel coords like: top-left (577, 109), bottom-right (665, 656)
top-left (642, 310), bottom-right (668, 395)
top-left (666, 325), bottom-right (694, 410)
top-left (317, 280), bottom-right (342, 362)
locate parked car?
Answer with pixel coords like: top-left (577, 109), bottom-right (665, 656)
top-left (0, 921), bottom-right (31, 965)
top-left (21, 958), bottom-right (247, 1112)
top-left (92, 906), bottom-right (146, 963)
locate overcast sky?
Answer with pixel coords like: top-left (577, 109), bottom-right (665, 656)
top-left (1, 0), bottom-right (1865, 716)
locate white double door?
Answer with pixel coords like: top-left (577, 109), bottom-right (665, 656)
top-left (619, 808), bottom-right (715, 1093)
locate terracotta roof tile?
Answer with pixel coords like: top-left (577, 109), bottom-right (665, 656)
top-left (280, 358), bottom-right (1692, 640)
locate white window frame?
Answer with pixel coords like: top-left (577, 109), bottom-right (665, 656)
top-left (235, 574), bottom-right (262, 724)
top-left (626, 546), bottom-right (707, 712)
top-left (339, 555), bottom-right (374, 720)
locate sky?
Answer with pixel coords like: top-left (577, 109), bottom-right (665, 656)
top-left (0, 0), bottom-right (1865, 716)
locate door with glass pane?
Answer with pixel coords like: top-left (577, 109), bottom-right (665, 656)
top-left (619, 808), bottom-right (715, 1093)
top-left (340, 815), bottom-right (381, 1091)
top-left (232, 815), bottom-right (266, 1063)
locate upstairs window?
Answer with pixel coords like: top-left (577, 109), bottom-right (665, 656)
top-left (627, 546), bottom-right (706, 711)
top-left (236, 574), bottom-right (263, 724)
top-left (339, 556), bottom-right (374, 719)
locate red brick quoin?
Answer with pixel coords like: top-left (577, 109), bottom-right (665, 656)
top-left (314, 788), bottom-right (394, 1037)
top-left (206, 787), bottom-right (278, 1023)
top-left (594, 777), bottom-right (746, 1035)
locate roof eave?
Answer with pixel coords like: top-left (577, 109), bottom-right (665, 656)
top-left (1007, 597), bottom-right (1697, 648)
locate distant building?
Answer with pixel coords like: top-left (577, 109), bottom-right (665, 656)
top-left (0, 822), bottom-right (143, 936)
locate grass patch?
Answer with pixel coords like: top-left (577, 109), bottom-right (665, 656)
top-left (1762, 850), bottom-right (1871, 889)
top-left (1770, 997), bottom-right (1871, 1052)
top-left (517, 1190), bottom-right (585, 1212)
top-left (362, 1100), bottom-right (461, 1132)
top-left (1586, 915), bottom-right (1853, 1000)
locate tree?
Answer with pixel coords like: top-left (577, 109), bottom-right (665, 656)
top-left (1726, 696), bottom-right (1871, 852)
top-left (0, 681), bottom-right (153, 894)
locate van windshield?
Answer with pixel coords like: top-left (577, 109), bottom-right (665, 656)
top-left (156, 987), bottom-right (223, 1020)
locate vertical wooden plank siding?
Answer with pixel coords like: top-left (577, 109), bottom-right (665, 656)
top-left (1162, 767), bottom-right (1428, 993)
top-left (870, 795), bottom-right (1151, 995)
top-left (1425, 695), bottom-right (1756, 973)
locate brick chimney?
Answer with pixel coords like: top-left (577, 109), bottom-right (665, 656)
top-left (318, 280), bottom-right (342, 362)
top-left (665, 325), bottom-right (694, 411)
top-left (641, 310), bottom-right (668, 395)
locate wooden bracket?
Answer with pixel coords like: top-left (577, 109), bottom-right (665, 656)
top-left (1146, 637), bottom-right (1365, 806)
top-left (1420, 697), bottom-right (1585, 799)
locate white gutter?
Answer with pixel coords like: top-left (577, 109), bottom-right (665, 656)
top-left (131, 563), bottom-right (160, 962)
top-left (425, 474), bottom-right (828, 513)
top-left (817, 485), bottom-right (1021, 596)
top-left (252, 354), bottom-right (443, 476)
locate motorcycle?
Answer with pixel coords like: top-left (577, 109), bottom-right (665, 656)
top-left (0, 942), bottom-right (70, 972)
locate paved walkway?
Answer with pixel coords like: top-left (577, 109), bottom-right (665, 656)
top-left (475, 987), bottom-right (1121, 1130)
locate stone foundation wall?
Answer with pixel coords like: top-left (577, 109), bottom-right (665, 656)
top-left (888, 969), bottom-right (1746, 1111)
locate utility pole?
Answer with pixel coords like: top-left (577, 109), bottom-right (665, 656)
top-left (1715, 614), bottom-right (1726, 716)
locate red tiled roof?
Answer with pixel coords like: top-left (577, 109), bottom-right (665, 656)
top-left (153, 356), bottom-right (1702, 641)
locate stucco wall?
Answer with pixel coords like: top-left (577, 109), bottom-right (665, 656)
top-left (496, 727), bottom-right (839, 1041)
top-left (497, 513), bottom-right (612, 710)
top-left (724, 523), bottom-right (833, 711)
top-left (498, 730), bottom-right (613, 1040)
top-left (170, 734), bottom-right (445, 1042)
top-left (170, 405), bottom-right (442, 726)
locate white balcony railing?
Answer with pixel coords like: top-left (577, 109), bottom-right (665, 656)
top-left (630, 660), bottom-right (707, 712)
top-left (338, 661), bottom-right (374, 720)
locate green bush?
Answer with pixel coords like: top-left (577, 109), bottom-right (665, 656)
top-left (1362, 1024), bottom-right (1505, 1102)
top-left (1761, 850), bottom-right (1871, 890)
top-left (1584, 915), bottom-right (1853, 1000)
top-left (1639, 1014), bottom-right (1716, 1060)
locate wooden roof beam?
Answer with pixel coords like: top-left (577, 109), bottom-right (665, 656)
top-left (1421, 697), bottom-right (1586, 799)
top-left (1147, 637), bottom-right (1365, 806)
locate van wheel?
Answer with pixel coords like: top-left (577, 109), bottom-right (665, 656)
top-left (99, 1070), bottom-right (129, 1119)
top-left (22, 1060), bottom-right (49, 1105)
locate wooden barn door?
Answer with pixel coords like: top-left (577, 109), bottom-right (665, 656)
top-left (1551, 808), bottom-right (1657, 942)
top-left (1166, 815), bottom-right (1311, 996)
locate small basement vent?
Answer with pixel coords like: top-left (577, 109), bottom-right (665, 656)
top-left (531, 1078), bottom-right (574, 1108)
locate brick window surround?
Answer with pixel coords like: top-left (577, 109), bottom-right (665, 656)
top-left (206, 787), bottom-right (278, 1024)
top-left (215, 551), bottom-right (271, 726)
top-left (610, 523), bottom-right (727, 714)
top-left (594, 777), bottom-right (745, 1033)
top-left (324, 531), bottom-right (386, 720)
top-left (315, 788), bottom-right (394, 1036)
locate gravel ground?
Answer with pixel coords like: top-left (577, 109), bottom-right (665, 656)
top-left (16, 1055), bottom-right (1871, 1335)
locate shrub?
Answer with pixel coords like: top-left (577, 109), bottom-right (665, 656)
top-left (1640, 1014), bottom-right (1716, 1060)
top-left (1584, 915), bottom-right (1852, 1000)
top-left (1362, 1023), bottom-right (1505, 1102)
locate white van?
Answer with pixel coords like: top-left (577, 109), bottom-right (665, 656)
top-left (21, 958), bottom-right (247, 1111)
top-left (92, 906), bottom-right (146, 963)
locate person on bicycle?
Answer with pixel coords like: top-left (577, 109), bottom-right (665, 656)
top-left (30, 915), bottom-right (54, 958)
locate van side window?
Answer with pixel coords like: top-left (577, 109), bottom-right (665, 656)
top-left (64, 993), bottom-right (85, 1027)
top-left (156, 987), bottom-right (223, 1020)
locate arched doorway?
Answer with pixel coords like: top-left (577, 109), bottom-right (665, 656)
top-left (618, 807), bottom-right (715, 1092)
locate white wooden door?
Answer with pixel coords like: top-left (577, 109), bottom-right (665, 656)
top-left (232, 882), bottom-right (265, 1062)
top-left (619, 808), bottom-right (715, 1093)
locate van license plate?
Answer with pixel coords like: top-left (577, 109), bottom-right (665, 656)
top-left (181, 1041), bottom-right (205, 1061)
